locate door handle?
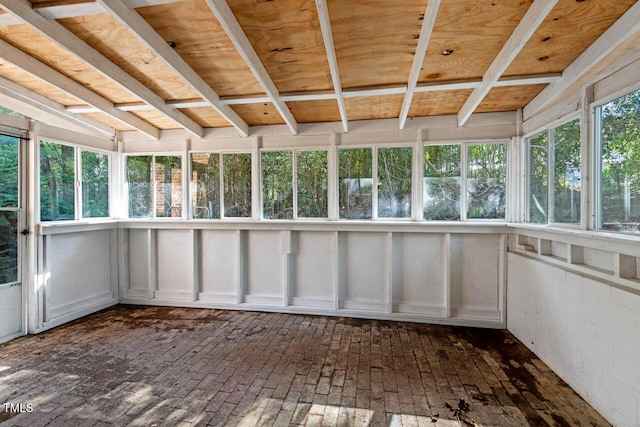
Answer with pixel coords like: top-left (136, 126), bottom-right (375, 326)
top-left (21, 229), bottom-right (29, 236)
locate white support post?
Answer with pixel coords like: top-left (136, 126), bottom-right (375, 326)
top-left (252, 137), bottom-right (261, 220)
top-left (191, 229), bottom-right (198, 302)
top-left (443, 233), bottom-right (451, 318)
top-left (328, 133), bottom-right (339, 221)
top-left (236, 230), bottom-right (244, 305)
top-left (386, 232), bottom-right (393, 314)
top-left (282, 230), bottom-right (291, 307)
top-left (412, 129), bottom-right (423, 222)
top-left (147, 229), bottom-right (157, 299)
top-left (581, 84), bottom-right (594, 231)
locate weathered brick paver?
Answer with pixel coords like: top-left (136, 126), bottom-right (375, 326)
top-left (0, 306), bottom-right (610, 426)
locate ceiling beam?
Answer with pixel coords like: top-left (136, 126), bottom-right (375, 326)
top-left (457, 0), bottom-right (558, 127)
top-left (0, 75), bottom-right (115, 137)
top-left (0, 0), bottom-right (204, 138)
top-left (97, 0), bottom-right (249, 137)
top-left (0, 0), bottom-right (184, 26)
top-left (204, 0), bottom-right (298, 135)
top-left (524, 0), bottom-right (640, 121)
top-left (315, 0), bottom-right (348, 133)
top-left (399, 0), bottom-right (440, 130)
top-left (66, 73), bottom-right (562, 114)
top-left (0, 39), bottom-right (160, 138)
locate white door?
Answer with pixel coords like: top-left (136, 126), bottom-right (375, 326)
top-left (0, 133), bottom-right (25, 343)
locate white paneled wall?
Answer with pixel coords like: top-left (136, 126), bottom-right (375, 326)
top-left (37, 226), bottom-right (118, 331)
top-left (508, 230), bottom-right (640, 427)
top-left (120, 224), bottom-right (507, 327)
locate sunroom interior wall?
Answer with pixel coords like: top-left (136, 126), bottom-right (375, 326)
top-left (509, 55), bottom-right (640, 427)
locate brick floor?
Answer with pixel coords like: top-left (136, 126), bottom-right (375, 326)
top-left (0, 306), bottom-right (609, 426)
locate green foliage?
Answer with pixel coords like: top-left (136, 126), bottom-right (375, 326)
top-left (82, 151), bottom-right (109, 218)
top-left (0, 135), bottom-right (19, 208)
top-left (424, 145), bottom-right (461, 220)
top-left (262, 151), bottom-right (293, 219)
top-left (0, 106), bottom-right (25, 118)
top-left (0, 211), bottom-right (18, 284)
top-left (528, 131), bottom-right (548, 223)
top-left (155, 156), bottom-right (182, 218)
top-left (297, 150), bottom-right (328, 218)
top-left (552, 119), bottom-right (581, 223)
top-left (339, 148), bottom-right (372, 219)
top-left (40, 140), bottom-right (75, 221)
top-left (467, 144), bottom-right (506, 219)
top-left (223, 153), bottom-right (252, 218)
top-left (378, 147), bottom-right (412, 218)
top-left (127, 156), bottom-right (152, 218)
top-left (600, 89), bottom-right (640, 232)
top-left (191, 153), bottom-right (220, 219)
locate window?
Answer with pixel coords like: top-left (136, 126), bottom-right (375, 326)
top-left (526, 118), bottom-right (581, 224)
top-left (190, 152), bottom-right (252, 219)
top-left (260, 149), bottom-right (329, 220)
top-left (126, 155), bottom-right (182, 218)
top-left (40, 140), bottom-right (110, 221)
top-left (598, 88), bottom-right (640, 232)
top-left (467, 143), bottom-right (507, 219)
top-left (424, 145), bottom-right (461, 220)
top-left (0, 134), bottom-right (19, 284)
top-left (378, 147), bottom-right (412, 218)
top-left (338, 148), bottom-right (372, 219)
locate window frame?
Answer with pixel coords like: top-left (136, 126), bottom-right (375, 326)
top-left (188, 150), bottom-right (253, 220)
top-left (125, 152), bottom-right (184, 220)
top-left (260, 147), bottom-right (330, 221)
top-left (38, 137), bottom-right (113, 222)
top-left (524, 116), bottom-right (582, 228)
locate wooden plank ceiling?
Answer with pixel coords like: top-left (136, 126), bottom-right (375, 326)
top-left (0, 0), bottom-right (637, 138)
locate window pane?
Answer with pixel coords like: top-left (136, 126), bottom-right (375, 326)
top-left (552, 119), bottom-right (581, 223)
top-left (339, 148), bottom-right (372, 219)
top-left (600, 89), bottom-right (640, 232)
top-left (297, 150), bottom-right (328, 218)
top-left (423, 145), bottom-right (460, 220)
top-left (0, 211), bottom-right (18, 284)
top-left (191, 153), bottom-right (220, 219)
top-left (467, 144), bottom-right (506, 219)
top-left (528, 131), bottom-right (548, 223)
top-left (378, 147), bottom-right (412, 218)
top-left (0, 135), bottom-right (19, 208)
top-left (155, 156), bottom-right (182, 218)
top-left (81, 151), bottom-right (109, 218)
top-left (40, 140), bottom-right (75, 221)
top-left (127, 156), bottom-right (152, 218)
top-left (262, 151), bottom-right (293, 219)
top-left (223, 153), bottom-right (252, 218)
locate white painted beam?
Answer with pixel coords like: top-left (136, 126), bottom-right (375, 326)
top-left (399, 0), bottom-right (440, 130)
top-left (315, 0), bottom-right (348, 133)
top-left (205, 0), bottom-right (298, 135)
top-left (0, 0), bottom-right (185, 26)
top-left (66, 74), bottom-right (562, 113)
top-left (0, 39), bottom-right (160, 138)
top-left (0, 75), bottom-right (115, 137)
top-left (524, 0), bottom-right (640, 120)
top-left (0, 0), bottom-right (204, 137)
top-left (97, 0), bottom-right (249, 137)
top-left (457, 0), bottom-right (558, 127)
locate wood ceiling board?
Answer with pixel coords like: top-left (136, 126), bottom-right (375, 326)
top-left (419, 0), bottom-right (533, 83)
top-left (132, 109), bottom-right (182, 129)
top-left (408, 89), bottom-right (473, 117)
top-left (136, 0), bottom-right (264, 97)
top-left (505, 0), bottom-right (637, 76)
top-left (0, 24), bottom-right (138, 104)
top-left (226, 0), bottom-right (333, 94)
top-left (329, 0), bottom-right (427, 89)
top-left (230, 103), bottom-right (285, 127)
top-left (287, 100), bottom-right (342, 124)
top-left (476, 84), bottom-right (546, 113)
top-left (0, 60), bottom-right (82, 106)
top-left (56, 13), bottom-right (199, 101)
top-left (83, 111), bottom-right (136, 131)
top-left (345, 94), bottom-right (404, 121)
top-left (179, 106), bottom-right (233, 128)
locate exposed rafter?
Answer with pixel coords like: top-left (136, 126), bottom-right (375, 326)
top-left (457, 0), bottom-right (558, 127)
top-left (0, 0), bottom-right (185, 26)
top-left (0, 75), bottom-right (115, 137)
top-left (0, 0), bottom-right (204, 137)
top-left (315, 0), bottom-right (348, 133)
top-left (204, 0), bottom-right (298, 135)
top-left (97, 0), bottom-right (249, 137)
top-left (524, 0), bottom-right (640, 120)
top-left (0, 39), bottom-right (161, 139)
top-left (399, 0), bottom-right (440, 130)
